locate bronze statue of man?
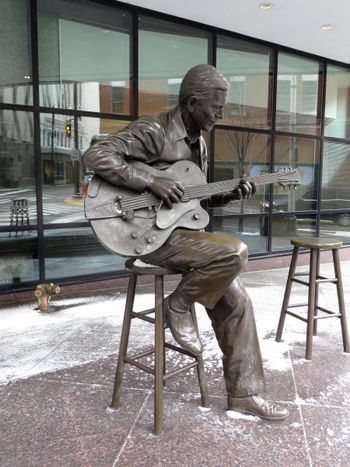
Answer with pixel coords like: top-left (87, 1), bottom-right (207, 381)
top-left (84, 64), bottom-right (289, 421)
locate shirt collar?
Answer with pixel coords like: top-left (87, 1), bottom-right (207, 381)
top-left (170, 106), bottom-right (201, 144)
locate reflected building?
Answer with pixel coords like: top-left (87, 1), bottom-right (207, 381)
top-left (0, 0), bottom-right (350, 292)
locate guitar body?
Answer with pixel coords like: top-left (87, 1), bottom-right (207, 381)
top-left (85, 159), bottom-right (299, 257)
top-left (85, 160), bottom-right (210, 257)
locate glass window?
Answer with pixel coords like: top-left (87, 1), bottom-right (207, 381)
top-left (40, 114), bottom-right (129, 224)
top-left (320, 213), bottom-right (350, 240)
top-left (276, 53), bottom-right (321, 135)
top-left (273, 136), bottom-right (320, 212)
top-left (212, 216), bottom-right (268, 254)
top-left (44, 227), bottom-right (124, 279)
top-left (324, 65), bottom-right (350, 139)
top-left (37, 0), bottom-right (131, 114)
top-left (216, 36), bottom-right (272, 129)
top-left (0, 0), bottom-right (32, 106)
top-left (213, 129), bottom-right (271, 215)
top-left (0, 231), bottom-right (39, 287)
top-left (271, 214), bottom-right (316, 251)
top-left (0, 110), bottom-right (36, 227)
top-left (138, 16), bottom-right (209, 114)
top-left (322, 141), bottom-right (350, 212)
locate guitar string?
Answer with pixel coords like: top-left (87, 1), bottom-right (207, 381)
top-left (118, 171), bottom-right (297, 211)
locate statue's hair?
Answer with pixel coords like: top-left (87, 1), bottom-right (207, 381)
top-left (179, 64), bottom-right (229, 106)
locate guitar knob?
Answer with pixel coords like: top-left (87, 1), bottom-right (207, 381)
top-left (193, 213), bottom-right (200, 220)
top-left (146, 236), bottom-right (155, 244)
top-left (131, 232), bottom-right (139, 239)
top-left (135, 246), bottom-right (143, 254)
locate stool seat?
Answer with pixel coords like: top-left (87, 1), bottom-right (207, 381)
top-left (276, 236), bottom-right (349, 359)
top-left (125, 258), bottom-right (178, 276)
top-left (291, 237), bottom-right (343, 249)
top-left (111, 258), bottom-right (209, 434)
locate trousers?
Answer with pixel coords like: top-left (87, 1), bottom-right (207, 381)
top-left (142, 229), bottom-right (266, 397)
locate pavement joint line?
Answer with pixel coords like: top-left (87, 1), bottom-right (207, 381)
top-left (288, 347), bottom-right (313, 467)
top-left (112, 390), bottom-right (152, 466)
top-left (27, 329), bottom-right (81, 372)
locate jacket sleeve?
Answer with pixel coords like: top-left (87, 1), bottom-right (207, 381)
top-left (83, 119), bottom-right (165, 192)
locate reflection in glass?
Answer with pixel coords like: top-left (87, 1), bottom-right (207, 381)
top-left (276, 53), bottom-right (321, 135)
top-left (212, 216), bottom-right (268, 254)
top-left (273, 136), bottom-right (320, 212)
top-left (40, 113), bottom-right (129, 224)
top-left (322, 141), bottom-right (350, 213)
top-left (44, 227), bottom-right (124, 279)
top-left (139, 16), bottom-right (209, 115)
top-left (0, 110), bottom-right (36, 227)
top-left (324, 65), bottom-right (350, 139)
top-left (271, 215), bottom-right (316, 251)
top-left (38, 0), bottom-right (131, 114)
top-left (320, 214), bottom-right (350, 242)
top-left (0, 0), bottom-right (33, 105)
top-left (213, 129), bottom-right (270, 215)
top-left (217, 36), bottom-right (272, 129)
top-left (0, 232), bottom-right (39, 287)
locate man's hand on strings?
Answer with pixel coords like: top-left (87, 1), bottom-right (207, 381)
top-left (147, 175), bottom-right (184, 208)
top-left (222, 179), bottom-right (256, 204)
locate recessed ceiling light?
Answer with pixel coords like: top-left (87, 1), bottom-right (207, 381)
top-left (259, 3), bottom-right (273, 9)
top-left (321, 23), bottom-right (334, 30)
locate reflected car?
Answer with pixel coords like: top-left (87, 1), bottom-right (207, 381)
top-left (261, 188), bottom-right (350, 226)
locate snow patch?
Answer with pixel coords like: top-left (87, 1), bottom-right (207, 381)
top-left (226, 410), bottom-right (258, 421)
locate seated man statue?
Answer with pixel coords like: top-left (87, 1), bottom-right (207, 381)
top-left (83, 64), bottom-right (289, 421)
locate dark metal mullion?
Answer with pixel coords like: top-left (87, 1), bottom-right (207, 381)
top-left (216, 123), bottom-right (274, 135)
top-left (131, 11), bottom-right (139, 119)
top-left (206, 31), bottom-right (217, 232)
top-left (267, 48), bottom-right (279, 252)
top-left (316, 62), bottom-right (328, 236)
top-left (30, 0), bottom-right (45, 282)
top-left (38, 107), bottom-right (133, 121)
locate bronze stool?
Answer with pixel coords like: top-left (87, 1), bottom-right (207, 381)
top-left (275, 237), bottom-right (350, 360)
top-left (111, 258), bottom-right (209, 434)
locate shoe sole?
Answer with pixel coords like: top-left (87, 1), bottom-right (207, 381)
top-left (228, 407), bottom-right (289, 421)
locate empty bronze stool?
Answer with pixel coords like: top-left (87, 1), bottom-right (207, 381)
top-left (276, 237), bottom-right (350, 360)
top-left (111, 258), bottom-right (209, 434)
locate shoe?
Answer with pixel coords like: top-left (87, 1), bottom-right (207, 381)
top-left (228, 395), bottom-right (289, 421)
top-left (164, 298), bottom-right (203, 355)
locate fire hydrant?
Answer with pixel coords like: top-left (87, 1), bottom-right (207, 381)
top-left (34, 283), bottom-right (60, 312)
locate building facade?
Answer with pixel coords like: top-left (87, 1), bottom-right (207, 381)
top-left (1, 0), bottom-right (350, 292)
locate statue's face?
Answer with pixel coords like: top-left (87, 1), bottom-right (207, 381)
top-left (189, 89), bottom-right (227, 132)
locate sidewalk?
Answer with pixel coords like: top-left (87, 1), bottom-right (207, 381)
top-left (1, 262), bottom-right (350, 466)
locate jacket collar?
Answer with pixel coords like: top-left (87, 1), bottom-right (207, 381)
top-left (168, 106), bottom-right (201, 144)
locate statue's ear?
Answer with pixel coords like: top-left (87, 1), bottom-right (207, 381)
top-left (187, 97), bottom-right (197, 113)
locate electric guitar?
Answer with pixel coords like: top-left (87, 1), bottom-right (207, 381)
top-left (85, 160), bottom-right (299, 257)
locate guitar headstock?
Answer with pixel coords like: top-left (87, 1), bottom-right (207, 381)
top-left (275, 168), bottom-right (301, 189)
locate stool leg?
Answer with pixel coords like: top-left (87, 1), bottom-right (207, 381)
top-left (154, 275), bottom-right (165, 435)
top-left (313, 249), bottom-right (321, 336)
top-left (276, 246), bottom-right (299, 342)
top-left (305, 248), bottom-right (317, 360)
top-left (332, 249), bottom-right (350, 353)
top-left (190, 305), bottom-right (209, 407)
top-left (111, 272), bottom-right (137, 408)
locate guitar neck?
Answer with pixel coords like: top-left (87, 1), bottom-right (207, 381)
top-left (183, 172), bottom-right (285, 201)
top-left (118, 171), bottom-right (289, 212)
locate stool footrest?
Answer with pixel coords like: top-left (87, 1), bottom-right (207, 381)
top-left (285, 305), bottom-right (342, 322)
top-left (292, 277), bottom-right (337, 287)
top-left (130, 309), bottom-right (156, 324)
top-left (285, 310), bottom-right (308, 322)
top-left (163, 361), bottom-right (198, 381)
top-left (123, 351), bottom-right (199, 380)
top-left (124, 356), bottom-right (154, 375)
top-left (164, 341), bottom-right (197, 357)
